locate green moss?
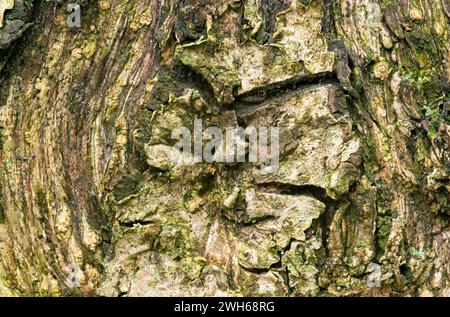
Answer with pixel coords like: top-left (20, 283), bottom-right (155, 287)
top-left (375, 213), bottom-right (392, 253)
top-left (0, 127), bottom-right (4, 151)
top-left (361, 131), bottom-right (381, 184)
top-left (409, 247), bottom-right (426, 260)
top-left (156, 223), bottom-right (193, 260)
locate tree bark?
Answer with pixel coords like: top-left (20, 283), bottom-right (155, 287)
top-left (0, 0), bottom-right (448, 296)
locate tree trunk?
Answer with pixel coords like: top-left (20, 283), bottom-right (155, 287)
top-left (0, 0), bottom-right (448, 296)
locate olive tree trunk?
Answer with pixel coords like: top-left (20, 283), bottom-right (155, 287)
top-left (0, 0), bottom-right (449, 296)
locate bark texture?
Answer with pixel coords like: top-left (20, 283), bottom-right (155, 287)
top-left (0, 0), bottom-right (449, 296)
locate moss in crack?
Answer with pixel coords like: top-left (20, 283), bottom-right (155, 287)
top-left (375, 212), bottom-right (393, 256)
top-left (35, 188), bottom-right (48, 219)
top-left (0, 126), bottom-right (4, 151)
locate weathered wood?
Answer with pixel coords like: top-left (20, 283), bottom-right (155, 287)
top-left (0, 0), bottom-right (448, 296)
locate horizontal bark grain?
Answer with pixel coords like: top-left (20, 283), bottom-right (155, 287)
top-left (0, 0), bottom-right (448, 296)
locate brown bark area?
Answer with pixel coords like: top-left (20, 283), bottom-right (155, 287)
top-left (0, 0), bottom-right (448, 296)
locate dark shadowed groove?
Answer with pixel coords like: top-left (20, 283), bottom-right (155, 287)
top-left (235, 71), bottom-right (338, 104)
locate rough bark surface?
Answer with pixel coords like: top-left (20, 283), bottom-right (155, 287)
top-left (0, 0), bottom-right (448, 296)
